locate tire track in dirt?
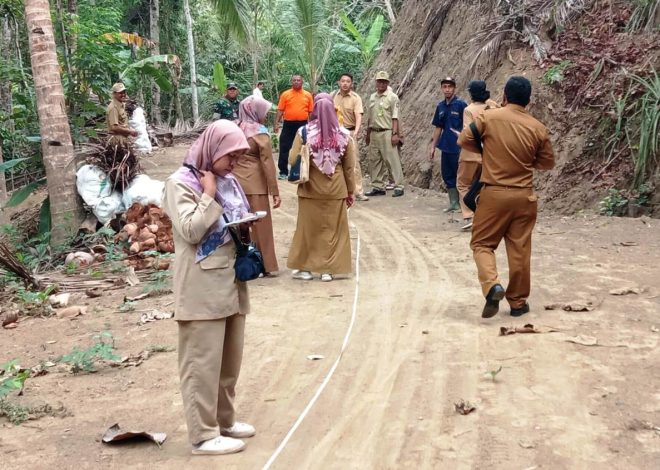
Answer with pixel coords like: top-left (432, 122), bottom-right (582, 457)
top-left (269, 202), bottom-right (486, 469)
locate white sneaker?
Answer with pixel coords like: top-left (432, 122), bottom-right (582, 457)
top-left (293, 271), bottom-right (313, 280)
top-left (221, 421), bottom-right (256, 438)
top-left (192, 436), bottom-right (245, 455)
top-left (461, 219), bottom-right (473, 231)
top-left (320, 273), bottom-right (333, 282)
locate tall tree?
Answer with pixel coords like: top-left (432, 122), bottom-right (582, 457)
top-left (24, 0), bottom-right (81, 244)
top-left (150, 0), bottom-right (161, 124)
top-left (183, 0), bottom-right (198, 121)
top-left (0, 15), bottom-right (12, 216)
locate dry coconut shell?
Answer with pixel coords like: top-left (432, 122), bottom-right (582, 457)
top-left (130, 242), bottom-right (141, 254)
top-left (2, 311), bottom-right (19, 327)
top-left (65, 251), bottom-right (95, 267)
top-left (124, 223), bottom-right (138, 236)
top-left (141, 238), bottom-right (156, 249)
top-left (147, 224), bottom-right (159, 234)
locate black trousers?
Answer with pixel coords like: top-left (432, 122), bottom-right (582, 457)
top-left (278, 120), bottom-right (307, 176)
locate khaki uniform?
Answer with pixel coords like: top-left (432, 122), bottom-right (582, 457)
top-left (366, 89), bottom-right (404, 190)
top-left (457, 99), bottom-right (499, 218)
top-left (106, 98), bottom-right (129, 146)
top-left (458, 104), bottom-right (554, 309)
top-left (162, 179), bottom-right (249, 444)
top-left (233, 133), bottom-right (280, 273)
top-left (287, 132), bottom-right (356, 274)
top-left (334, 90), bottom-right (366, 196)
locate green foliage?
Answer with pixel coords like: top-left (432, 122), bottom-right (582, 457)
top-left (628, 71), bottom-right (660, 187)
top-left (14, 284), bottom-right (57, 310)
top-left (212, 62), bottom-right (228, 92)
top-left (599, 185), bottom-right (653, 216)
top-left (4, 178), bottom-right (46, 208)
top-left (338, 12), bottom-right (384, 66)
top-left (543, 60), bottom-right (571, 85)
top-left (60, 332), bottom-right (121, 373)
top-left (142, 267), bottom-right (172, 295)
top-left (627, 0), bottom-right (659, 32)
top-left (0, 360), bottom-right (30, 399)
top-left (0, 400), bottom-right (30, 425)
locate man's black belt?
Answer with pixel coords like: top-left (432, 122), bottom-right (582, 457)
top-left (369, 127), bottom-right (391, 132)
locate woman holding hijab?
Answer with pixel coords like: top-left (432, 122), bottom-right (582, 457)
top-left (162, 120), bottom-right (255, 456)
top-left (287, 98), bottom-right (357, 282)
top-left (234, 95), bottom-right (281, 275)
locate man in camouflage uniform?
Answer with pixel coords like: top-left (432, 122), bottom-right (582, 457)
top-left (213, 82), bottom-right (240, 121)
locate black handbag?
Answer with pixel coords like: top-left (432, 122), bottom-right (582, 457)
top-left (223, 215), bottom-right (265, 282)
top-left (463, 122), bottom-right (484, 212)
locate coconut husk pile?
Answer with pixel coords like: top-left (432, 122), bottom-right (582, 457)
top-left (115, 203), bottom-right (174, 256)
top-left (81, 142), bottom-right (143, 191)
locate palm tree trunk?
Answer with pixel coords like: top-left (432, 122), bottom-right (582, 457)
top-left (24, 0), bottom-right (82, 244)
top-left (0, 16), bottom-right (12, 216)
top-left (183, 0), bottom-right (198, 122)
top-left (150, 0), bottom-right (161, 124)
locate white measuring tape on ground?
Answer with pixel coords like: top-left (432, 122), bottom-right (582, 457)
top-left (262, 212), bottom-right (361, 470)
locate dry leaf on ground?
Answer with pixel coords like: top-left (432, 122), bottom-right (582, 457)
top-left (454, 400), bottom-right (476, 415)
top-left (500, 324), bottom-right (539, 336)
top-left (125, 267), bottom-right (140, 286)
top-left (138, 310), bottom-right (173, 325)
top-left (101, 423), bottom-right (166, 446)
top-left (56, 306), bottom-right (87, 319)
top-left (544, 301), bottom-right (595, 312)
top-left (565, 335), bottom-right (598, 346)
top-left (609, 287), bottom-right (645, 296)
top-left (85, 287), bottom-right (103, 298)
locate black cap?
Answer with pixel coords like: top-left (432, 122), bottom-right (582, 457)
top-left (467, 80), bottom-right (490, 102)
top-left (227, 82), bottom-right (238, 90)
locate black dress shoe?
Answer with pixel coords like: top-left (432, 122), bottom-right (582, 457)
top-left (365, 188), bottom-right (386, 196)
top-left (482, 284), bottom-right (505, 318)
top-left (392, 189), bottom-right (404, 197)
top-left (510, 303), bottom-right (530, 317)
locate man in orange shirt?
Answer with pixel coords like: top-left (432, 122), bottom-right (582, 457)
top-left (274, 75), bottom-right (314, 179)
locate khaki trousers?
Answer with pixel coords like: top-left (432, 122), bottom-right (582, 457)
top-left (470, 186), bottom-right (538, 309)
top-left (368, 130), bottom-right (404, 190)
top-left (178, 314), bottom-right (245, 445)
top-left (457, 160), bottom-right (481, 219)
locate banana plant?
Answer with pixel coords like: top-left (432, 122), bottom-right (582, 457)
top-left (120, 54), bottom-right (182, 93)
top-left (338, 12), bottom-right (384, 66)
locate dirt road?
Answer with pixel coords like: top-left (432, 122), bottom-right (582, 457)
top-left (2, 146), bottom-right (659, 469)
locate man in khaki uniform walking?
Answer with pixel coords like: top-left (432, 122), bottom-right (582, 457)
top-left (333, 73), bottom-right (369, 201)
top-left (106, 82), bottom-right (137, 146)
top-left (365, 71), bottom-right (405, 198)
top-left (457, 80), bottom-right (499, 231)
top-left (458, 76), bottom-right (555, 318)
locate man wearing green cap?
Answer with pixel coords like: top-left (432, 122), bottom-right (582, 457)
top-left (429, 76), bottom-right (468, 212)
top-left (365, 71), bottom-right (405, 198)
top-left (214, 82), bottom-right (240, 121)
top-left (107, 82), bottom-right (137, 146)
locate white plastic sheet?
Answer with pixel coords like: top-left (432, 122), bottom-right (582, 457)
top-left (76, 165), bottom-right (124, 224)
top-left (121, 174), bottom-right (164, 208)
top-left (129, 107), bottom-right (153, 153)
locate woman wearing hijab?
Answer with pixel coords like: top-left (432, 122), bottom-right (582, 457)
top-left (287, 99), bottom-right (356, 282)
top-left (162, 120), bottom-right (255, 456)
top-left (234, 95), bottom-right (281, 275)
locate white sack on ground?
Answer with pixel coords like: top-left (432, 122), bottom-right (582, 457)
top-left (129, 107), bottom-right (153, 153)
top-left (76, 165), bottom-right (125, 224)
top-left (122, 174), bottom-right (164, 208)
